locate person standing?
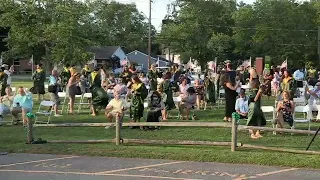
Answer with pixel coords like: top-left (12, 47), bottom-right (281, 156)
top-left (89, 67), bottom-right (109, 116)
top-left (32, 64), bottom-right (46, 101)
top-left (60, 64), bottom-right (71, 91)
top-left (67, 72), bottom-right (80, 114)
top-left (147, 64), bottom-right (158, 91)
top-left (293, 68), bottom-right (304, 88)
top-left (130, 75), bottom-right (148, 124)
top-left (220, 73), bottom-right (239, 122)
top-left (160, 72), bottom-right (175, 120)
top-left (2, 64), bottom-right (12, 86)
top-left (81, 64), bottom-right (91, 79)
top-left (247, 79), bottom-right (266, 139)
top-left (48, 70), bottom-right (61, 116)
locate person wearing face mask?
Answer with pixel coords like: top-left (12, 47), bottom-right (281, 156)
top-left (235, 90), bottom-right (249, 119)
top-left (105, 91), bottom-right (126, 129)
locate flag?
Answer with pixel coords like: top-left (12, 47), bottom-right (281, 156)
top-left (28, 55), bottom-right (33, 65)
top-left (207, 58), bottom-right (217, 72)
top-left (120, 57), bottom-right (128, 66)
top-left (281, 58), bottom-right (287, 69)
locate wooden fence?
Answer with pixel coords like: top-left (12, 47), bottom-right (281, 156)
top-left (27, 117), bottom-right (320, 155)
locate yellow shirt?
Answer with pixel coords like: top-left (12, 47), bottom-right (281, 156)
top-left (108, 98), bottom-right (125, 113)
top-left (69, 67), bottom-right (77, 76)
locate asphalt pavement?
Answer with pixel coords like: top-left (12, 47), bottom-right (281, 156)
top-left (0, 153), bottom-right (319, 180)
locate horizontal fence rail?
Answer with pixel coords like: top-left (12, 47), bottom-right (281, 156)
top-left (26, 117), bottom-right (320, 155)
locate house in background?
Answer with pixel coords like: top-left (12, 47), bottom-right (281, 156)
top-left (126, 50), bottom-right (170, 71)
top-left (89, 46), bottom-right (127, 68)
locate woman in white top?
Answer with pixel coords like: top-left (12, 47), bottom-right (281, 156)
top-left (179, 78), bottom-right (190, 97)
top-left (0, 87), bottom-right (14, 125)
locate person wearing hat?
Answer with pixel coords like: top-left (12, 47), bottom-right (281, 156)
top-left (31, 63), bottom-right (46, 101)
top-left (81, 64), bottom-right (91, 79)
top-left (89, 67), bottom-right (109, 116)
top-left (0, 67), bottom-right (8, 96)
top-left (2, 64), bottom-right (12, 86)
top-left (147, 64), bottom-right (158, 91)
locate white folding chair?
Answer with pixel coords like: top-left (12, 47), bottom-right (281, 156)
top-left (293, 97), bottom-right (306, 106)
top-left (58, 92), bottom-right (67, 113)
top-left (217, 89), bottom-right (225, 108)
top-left (77, 93), bottom-right (92, 113)
top-left (293, 105), bottom-right (311, 132)
top-left (261, 106), bottom-right (276, 134)
top-left (35, 100), bottom-right (55, 124)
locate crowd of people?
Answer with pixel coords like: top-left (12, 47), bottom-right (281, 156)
top-left (1, 60), bottom-right (319, 138)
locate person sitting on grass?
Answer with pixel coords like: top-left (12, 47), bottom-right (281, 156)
top-left (235, 89), bottom-right (249, 119)
top-left (0, 87), bottom-right (14, 125)
top-left (276, 90), bottom-right (294, 131)
top-left (178, 87), bottom-right (196, 120)
top-left (105, 91), bottom-right (126, 129)
top-left (11, 86), bottom-right (33, 125)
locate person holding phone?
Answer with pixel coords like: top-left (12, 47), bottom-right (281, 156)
top-left (276, 91), bottom-right (294, 130)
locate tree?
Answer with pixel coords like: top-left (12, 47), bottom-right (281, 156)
top-left (158, 0), bottom-right (237, 68)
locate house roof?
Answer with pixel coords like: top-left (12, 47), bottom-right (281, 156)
top-left (89, 46), bottom-right (121, 59)
top-left (127, 50), bottom-right (170, 62)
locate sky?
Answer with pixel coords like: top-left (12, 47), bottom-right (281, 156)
top-left (116, 0), bottom-right (256, 31)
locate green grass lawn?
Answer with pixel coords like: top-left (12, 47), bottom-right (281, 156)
top-left (1, 80), bottom-right (320, 169)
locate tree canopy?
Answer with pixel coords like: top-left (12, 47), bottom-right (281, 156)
top-left (0, 0), bottom-right (154, 64)
top-left (159, 0), bottom-right (320, 68)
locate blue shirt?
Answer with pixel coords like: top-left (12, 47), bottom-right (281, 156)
top-left (49, 75), bottom-right (57, 85)
top-left (235, 97), bottom-right (249, 114)
top-left (293, 70), bottom-right (304, 80)
top-left (12, 93), bottom-right (33, 110)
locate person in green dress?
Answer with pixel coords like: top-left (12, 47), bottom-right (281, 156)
top-left (160, 72), bottom-right (175, 120)
top-left (204, 75), bottom-right (215, 107)
top-left (0, 68), bottom-right (8, 96)
top-left (89, 67), bottom-right (109, 116)
top-left (130, 75), bottom-right (148, 124)
top-left (60, 63), bottom-right (71, 91)
top-left (32, 64), bottom-right (46, 101)
top-left (247, 79), bottom-right (266, 139)
top-left (147, 64), bottom-right (158, 91)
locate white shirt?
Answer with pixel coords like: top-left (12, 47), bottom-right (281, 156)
top-left (293, 70), bottom-right (304, 80)
top-left (235, 97), bottom-right (249, 114)
top-left (4, 70), bottom-right (11, 85)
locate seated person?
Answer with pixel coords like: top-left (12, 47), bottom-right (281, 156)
top-left (105, 91), bottom-right (126, 129)
top-left (144, 89), bottom-right (165, 130)
top-left (139, 73), bottom-right (149, 85)
top-left (179, 78), bottom-right (190, 97)
top-left (11, 86), bottom-right (33, 125)
top-left (235, 90), bottom-right (249, 119)
top-left (106, 73), bottom-right (117, 90)
top-left (178, 87), bottom-right (196, 120)
top-left (0, 87), bottom-right (14, 125)
top-left (276, 91), bottom-right (294, 129)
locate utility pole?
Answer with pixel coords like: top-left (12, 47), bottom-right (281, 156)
top-left (148, 0), bottom-right (152, 69)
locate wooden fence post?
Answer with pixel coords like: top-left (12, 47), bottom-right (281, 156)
top-left (27, 119), bottom-right (33, 144)
top-left (231, 118), bottom-right (238, 152)
top-left (115, 115), bottom-right (121, 145)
